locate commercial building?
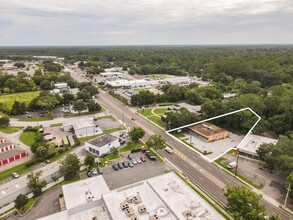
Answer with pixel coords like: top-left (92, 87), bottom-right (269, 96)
top-left (85, 134), bottom-right (120, 156)
top-left (106, 79), bottom-right (159, 88)
top-left (62, 118), bottom-right (103, 138)
top-left (189, 122), bottom-right (229, 142)
top-left (39, 172), bottom-right (225, 220)
top-left (238, 134), bottom-right (278, 159)
top-left (100, 72), bottom-right (122, 77)
top-left (0, 139), bottom-right (27, 166)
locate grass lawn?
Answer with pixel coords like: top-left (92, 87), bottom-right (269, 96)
top-left (138, 108), bottom-right (166, 128)
top-left (96, 115), bottom-right (117, 121)
top-left (172, 132), bottom-right (185, 138)
top-left (19, 131), bottom-right (39, 146)
top-left (19, 115), bottom-right (54, 122)
top-left (0, 126), bottom-right (24, 134)
top-left (0, 159), bottom-right (38, 182)
top-left (120, 141), bottom-right (144, 153)
top-left (17, 197), bottom-right (37, 215)
top-left (153, 108), bottom-right (167, 115)
top-left (99, 151), bottom-right (120, 166)
top-left (63, 111), bottom-right (99, 118)
top-left (0, 91), bottom-right (41, 111)
top-left (50, 123), bottom-right (63, 127)
top-left (0, 111), bottom-right (10, 118)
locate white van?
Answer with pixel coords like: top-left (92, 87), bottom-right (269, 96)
top-left (227, 161), bottom-right (237, 169)
top-left (165, 147), bottom-right (173, 154)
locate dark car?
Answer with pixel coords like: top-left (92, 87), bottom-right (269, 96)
top-left (128, 154), bottom-right (134, 160)
top-left (112, 164), bottom-right (119, 170)
top-left (100, 152), bottom-right (110, 158)
top-left (118, 162), bottom-right (124, 169)
top-left (120, 140), bottom-right (126, 145)
top-left (123, 161), bottom-right (129, 168)
top-left (87, 170), bottom-right (93, 177)
top-left (98, 168), bottom-right (103, 174)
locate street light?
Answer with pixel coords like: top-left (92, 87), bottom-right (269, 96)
top-left (234, 148), bottom-right (240, 179)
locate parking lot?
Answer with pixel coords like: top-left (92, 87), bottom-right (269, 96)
top-left (81, 151), bottom-right (168, 190)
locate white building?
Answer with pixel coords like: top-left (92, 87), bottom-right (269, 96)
top-left (106, 79), bottom-right (159, 88)
top-left (85, 134), bottom-right (120, 156)
top-left (62, 118), bottom-right (103, 138)
top-left (100, 72), bottom-right (122, 77)
top-left (60, 104), bottom-right (89, 114)
top-left (238, 134), bottom-right (278, 158)
top-left (39, 172), bottom-right (225, 220)
top-left (162, 77), bottom-right (191, 85)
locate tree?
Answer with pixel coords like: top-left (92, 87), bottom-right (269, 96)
top-left (40, 80), bottom-right (52, 90)
top-left (84, 153), bottom-right (95, 168)
top-left (27, 171), bottom-right (47, 197)
top-left (129, 127), bottom-right (145, 142)
top-left (224, 185), bottom-right (279, 220)
top-left (77, 89), bottom-right (91, 101)
top-left (14, 194), bottom-right (28, 209)
top-left (62, 93), bottom-right (75, 104)
top-left (10, 101), bottom-right (26, 115)
top-left (87, 100), bottom-right (101, 112)
top-left (0, 117), bottom-right (10, 128)
top-left (73, 100), bottom-right (88, 114)
top-left (59, 154), bottom-right (80, 180)
top-left (146, 135), bottom-right (166, 152)
top-left (14, 62), bottom-right (25, 68)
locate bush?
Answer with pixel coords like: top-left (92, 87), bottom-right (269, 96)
top-left (25, 158), bottom-right (42, 167)
top-left (15, 194), bottom-right (28, 209)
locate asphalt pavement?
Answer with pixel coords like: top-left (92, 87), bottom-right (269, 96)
top-left (96, 91), bottom-right (293, 220)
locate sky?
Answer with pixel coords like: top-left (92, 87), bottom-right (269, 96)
top-left (0, 0), bottom-right (292, 46)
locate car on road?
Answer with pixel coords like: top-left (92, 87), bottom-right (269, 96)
top-left (140, 156), bottom-right (146, 162)
top-left (136, 157), bottom-right (142, 164)
top-left (112, 163), bottom-right (119, 170)
top-left (118, 162), bottom-right (124, 169)
top-left (131, 117), bottom-right (136, 121)
top-left (12, 172), bottom-right (20, 178)
top-left (131, 158), bottom-right (137, 165)
top-left (45, 159), bottom-right (51, 164)
top-left (97, 168), bottom-right (103, 174)
top-left (165, 147), bottom-right (173, 154)
top-left (87, 171), bottom-right (93, 177)
top-left (91, 168), bottom-right (98, 175)
top-left (123, 161), bottom-right (129, 168)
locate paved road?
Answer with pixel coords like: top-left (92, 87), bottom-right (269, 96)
top-left (96, 91), bottom-right (293, 220)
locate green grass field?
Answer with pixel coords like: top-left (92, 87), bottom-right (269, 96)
top-left (19, 131), bottom-right (39, 146)
top-left (138, 108), bottom-right (166, 128)
top-left (153, 108), bottom-right (167, 115)
top-left (0, 91), bottom-right (40, 111)
top-left (0, 126), bottom-right (24, 134)
top-left (19, 115), bottom-right (54, 122)
top-left (50, 123), bottom-right (63, 127)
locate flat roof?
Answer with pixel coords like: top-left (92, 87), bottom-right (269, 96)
top-left (0, 142), bottom-right (13, 148)
top-left (189, 122), bottom-right (227, 137)
top-left (102, 181), bottom-right (177, 220)
top-left (86, 134), bottom-right (117, 148)
top-left (238, 134), bottom-right (278, 156)
top-left (148, 172), bottom-right (225, 220)
top-left (62, 175), bottom-right (110, 210)
top-left (70, 118), bottom-right (96, 130)
top-left (0, 147), bottom-right (25, 161)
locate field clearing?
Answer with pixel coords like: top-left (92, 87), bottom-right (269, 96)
top-left (0, 91), bottom-right (40, 111)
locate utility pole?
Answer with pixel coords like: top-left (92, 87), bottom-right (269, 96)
top-left (234, 148), bottom-right (240, 179)
top-left (284, 183), bottom-right (291, 208)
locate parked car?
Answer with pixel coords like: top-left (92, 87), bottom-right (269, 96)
top-left (112, 163), bottom-right (119, 170)
top-left (97, 168), bottom-right (103, 174)
top-left (12, 172), bottom-right (20, 178)
top-left (227, 161), bottom-right (237, 169)
top-left (45, 159), bottom-right (51, 164)
top-left (140, 156), bottom-right (146, 162)
top-left (165, 147), bottom-right (173, 154)
top-left (123, 161), bottom-right (129, 168)
top-left (118, 162), bottom-right (124, 169)
top-left (128, 154), bottom-right (134, 160)
top-left (149, 155), bottom-right (156, 160)
top-left (131, 158), bottom-right (137, 165)
top-left (28, 115), bottom-right (32, 118)
top-left (120, 141), bottom-right (126, 145)
top-left (131, 118), bottom-right (136, 121)
top-left (144, 150), bottom-right (150, 155)
top-left (136, 157), bottom-right (142, 164)
top-left (128, 161), bottom-right (134, 167)
top-left (100, 152), bottom-right (110, 158)
top-left (91, 168), bottom-right (98, 175)
top-left (87, 171), bottom-right (93, 177)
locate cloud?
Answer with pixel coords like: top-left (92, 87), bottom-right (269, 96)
top-left (0, 0), bottom-right (292, 45)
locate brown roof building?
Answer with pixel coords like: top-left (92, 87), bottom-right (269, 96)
top-left (189, 122), bottom-right (228, 142)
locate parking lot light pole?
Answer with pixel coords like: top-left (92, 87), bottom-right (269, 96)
top-left (284, 183), bottom-right (291, 208)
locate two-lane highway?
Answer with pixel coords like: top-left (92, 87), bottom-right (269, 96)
top-left (97, 91), bottom-right (292, 220)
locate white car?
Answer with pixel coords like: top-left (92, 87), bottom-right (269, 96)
top-left (131, 158), bottom-right (137, 165)
top-left (136, 158), bottom-right (142, 164)
top-left (91, 168), bottom-right (98, 175)
top-left (165, 147), bottom-right (173, 154)
top-left (12, 172), bottom-right (20, 178)
top-left (227, 162), bottom-right (237, 169)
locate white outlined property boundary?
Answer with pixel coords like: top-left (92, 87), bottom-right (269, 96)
top-left (165, 107), bottom-right (261, 162)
